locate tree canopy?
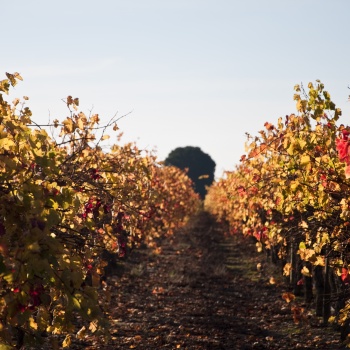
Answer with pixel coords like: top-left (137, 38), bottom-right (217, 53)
top-left (164, 146), bottom-right (216, 199)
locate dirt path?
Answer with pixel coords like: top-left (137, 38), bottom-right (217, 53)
top-left (72, 211), bottom-right (344, 349)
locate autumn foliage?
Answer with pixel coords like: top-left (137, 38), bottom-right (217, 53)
top-left (0, 73), bottom-right (200, 348)
top-left (205, 81), bottom-right (350, 343)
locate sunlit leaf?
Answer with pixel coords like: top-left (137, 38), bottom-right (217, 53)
top-left (76, 326), bottom-right (86, 339)
top-left (282, 292), bottom-right (295, 303)
top-left (300, 155), bottom-right (310, 166)
top-left (62, 335), bottom-right (71, 348)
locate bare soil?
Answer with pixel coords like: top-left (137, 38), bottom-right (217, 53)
top-left (49, 211), bottom-right (347, 349)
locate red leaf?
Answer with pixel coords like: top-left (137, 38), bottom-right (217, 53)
top-left (341, 268), bottom-right (350, 284)
top-left (297, 278), bottom-right (304, 286)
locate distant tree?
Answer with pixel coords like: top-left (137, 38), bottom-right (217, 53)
top-left (164, 146), bottom-right (216, 199)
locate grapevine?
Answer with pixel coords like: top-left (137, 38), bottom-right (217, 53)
top-left (205, 80), bottom-right (350, 344)
top-left (0, 73), bottom-right (200, 348)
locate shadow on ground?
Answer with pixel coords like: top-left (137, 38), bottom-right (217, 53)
top-left (46, 211), bottom-right (346, 349)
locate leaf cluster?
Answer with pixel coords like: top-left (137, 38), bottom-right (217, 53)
top-left (205, 81), bottom-right (350, 333)
top-left (0, 73), bottom-right (201, 348)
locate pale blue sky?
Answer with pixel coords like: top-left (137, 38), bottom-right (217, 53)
top-left (3, 0), bottom-right (350, 178)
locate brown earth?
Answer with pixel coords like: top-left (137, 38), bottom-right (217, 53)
top-left (47, 211), bottom-right (347, 349)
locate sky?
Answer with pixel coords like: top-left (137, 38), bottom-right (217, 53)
top-left (3, 0), bottom-right (350, 178)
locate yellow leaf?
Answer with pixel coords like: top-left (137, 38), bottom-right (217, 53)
top-left (290, 181), bottom-right (299, 192)
top-left (256, 242), bottom-right (262, 253)
top-left (101, 135), bottom-right (110, 141)
top-left (300, 155), bottom-right (310, 166)
top-left (315, 256), bottom-right (325, 266)
top-left (3, 272), bottom-right (13, 283)
top-left (301, 266), bottom-right (311, 277)
top-left (76, 326), bottom-right (86, 339)
top-left (14, 72), bottom-right (23, 81)
top-left (282, 292), bottom-right (295, 303)
top-left (48, 198), bottom-right (59, 210)
top-left (296, 100), bottom-right (302, 111)
top-left (287, 142), bottom-right (295, 156)
top-left (29, 317), bottom-right (38, 330)
top-left (89, 321), bottom-right (98, 333)
top-left (298, 247), bottom-right (316, 263)
top-left (0, 138), bottom-right (15, 151)
top-left (76, 118), bottom-right (84, 130)
top-left (328, 316), bottom-right (336, 324)
top-left (0, 79), bottom-right (10, 94)
top-left (6, 72), bottom-right (17, 86)
top-left (283, 263), bottom-right (292, 276)
top-left (345, 165), bottom-right (350, 179)
top-left (63, 118), bottom-right (73, 133)
top-left (62, 335), bottom-right (71, 348)
top-left (27, 241), bottom-right (41, 253)
top-left (298, 139), bottom-right (306, 150)
top-left (299, 221), bottom-right (308, 229)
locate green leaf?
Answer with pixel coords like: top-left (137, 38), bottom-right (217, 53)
top-left (44, 209), bottom-right (60, 227)
top-left (299, 242), bottom-right (306, 250)
top-left (3, 272), bottom-right (13, 283)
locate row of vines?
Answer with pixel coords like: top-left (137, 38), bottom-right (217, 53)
top-left (205, 81), bottom-right (350, 344)
top-left (0, 73), bottom-right (201, 348)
